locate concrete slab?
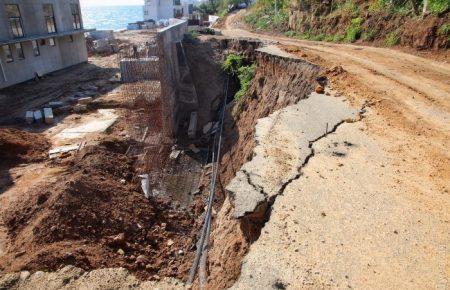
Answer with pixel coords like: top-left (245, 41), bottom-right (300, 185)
top-left (227, 92), bottom-right (358, 218)
top-left (56, 109), bottom-right (118, 140)
top-left (49, 144), bottom-right (80, 159)
top-left (231, 120), bottom-right (449, 289)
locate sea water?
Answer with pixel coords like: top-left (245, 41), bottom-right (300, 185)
top-left (81, 5), bottom-right (143, 31)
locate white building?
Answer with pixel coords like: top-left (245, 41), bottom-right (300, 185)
top-left (143, 0), bottom-right (193, 21)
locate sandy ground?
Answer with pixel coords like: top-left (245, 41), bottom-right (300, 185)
top-left (223, 11), bottom-right (450, 289)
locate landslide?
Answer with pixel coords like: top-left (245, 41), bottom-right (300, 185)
top-left (0, 139), bottom-right (196, 281)
top-left (205, 44), bottom-right (323, 289)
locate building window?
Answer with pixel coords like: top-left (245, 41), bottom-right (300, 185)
top-left (15, 43), bottom-right (25, 59)
top-left (173, 0), bottom-right (181, 5)
top-left (48, 37), bottom-right (56, 46)
top-left (43, 4), bottom-right (57, 33)
top-left (71, 4), bottom-right (82, 30)
top-left (2, 45), bottom-right (13, 63)
top-left (174, 8), bottom-right (183, 18)
top-left (5, 4), bottom-right (24, 38)
top-left (32, 40), bottom-right (40, 56)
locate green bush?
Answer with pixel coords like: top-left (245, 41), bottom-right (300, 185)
top-left (333, 34), bottom-right (345, 42)
top-left (429, 0), bottom-right (449, 14)
top-left (385, 31), bottom-right (400, 46)
top-left (284, 30), bottom-right (297, 37)
top-left (345, 17), bottom-right (363, 43)
top-left (438, 23), bottom-right (450, 35)
top-left (324, 35), bottom-right (335, 42)
top-left (235, 65), bottom-right (256, 102)
top-left (340, 0), bottom-right (359, 16)
top-left (312, 33), bottom-right (326, 41)
top-left (223, 54), bottom-right (243, 76)
top-left (362, 29), bottom-right (378, 41)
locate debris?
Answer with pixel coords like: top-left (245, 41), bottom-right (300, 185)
top-left (43, 108), bottom-right (54, 124)
top-left (188, 144), bottom-right (200, 154)
top-left (109, 74), bottom-right (121, 83)
top-left (19, 271), bottom-right (30, 281)
top-left (169, 149), bottom-right (182, 160)
top-left (54, 105), bottom-right (72, 115)
top-left (48, 101), bottom-right (64, 108)
top-left (78, 97), bottom-right (93, 105)
top-left (135, 255), bottom-right (148, 264)
top-left (117, 249), bottom-right (125, 255)
top-left (140, 126), bottom-right (149, 142)
top-left (327, 65), bottom-right (345, 76)
top-left (188, 111), bottom-right (198, 139)
top-left (34, 110), bottom-right (43, 123)
top-left (139, 174), bottom-right (150, 198)
top-left (73, 104), bottom-right (87, 113)
top-left (25, 111), bottom-right (34, 124)
top-left (120, 179), bottom-right (126, 184)
top-left (202, 122), bottom-right (213, 134)
top-left (315, 85), bottom-right (325, 94)
top-left (167, 239), bottom-right (174, 246)
top-left (49, 144), bottom-right (81, 159)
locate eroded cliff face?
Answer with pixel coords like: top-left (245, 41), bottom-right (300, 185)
top-left (205, 44), bottom-right (322, 289)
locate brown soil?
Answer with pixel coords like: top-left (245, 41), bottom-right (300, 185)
top-left (0, 128), bottom-right (50, 167)
top-left (202, 42), bottom-right (323, 289)
top-left (0, 138), bottom-right (197, 281)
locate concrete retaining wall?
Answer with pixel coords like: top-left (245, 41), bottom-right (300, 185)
top-left (156, 18), bottom-right (188, 137)
top-left (120, 57), bottom-right (159, 82)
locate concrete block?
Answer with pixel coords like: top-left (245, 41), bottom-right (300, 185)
top-left (25, 111), bottom-right (34, 124)
top-left (33, 110), bottom-right (43, 123)
top-left (188, 111), bottom-right (198, 139)
top-left (48, 101), bottom-right (64, 108)
top-left (78, 97), bottom-right (93, 105)
top-left (43, 108), bottom-right (54, 124)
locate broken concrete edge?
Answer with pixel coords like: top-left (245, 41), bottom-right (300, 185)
top-left (255, 45), bottom-right (321, 69)
top-left (227, 92), bottom-right (360, 220)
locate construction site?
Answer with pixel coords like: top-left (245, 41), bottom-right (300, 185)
top-left (0, 12), bottom-right (449, 290)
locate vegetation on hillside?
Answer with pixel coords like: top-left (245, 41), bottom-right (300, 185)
top-left (223, 54), bottom-right (256, 102)
top-left (244, 0), bottom-right (449, 48)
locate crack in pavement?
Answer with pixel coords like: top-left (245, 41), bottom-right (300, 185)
top-left (228, 92), bottom-right (359, 220)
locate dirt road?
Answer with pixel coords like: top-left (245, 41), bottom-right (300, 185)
top-left (222, 11), bottom-right (450, 289)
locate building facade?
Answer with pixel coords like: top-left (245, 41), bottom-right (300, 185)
top-left (0, 0), bottom-right (91, 89)
top-left (143, 0), bottom-right (192, 21)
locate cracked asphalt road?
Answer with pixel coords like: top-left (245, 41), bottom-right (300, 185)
top-left (224, 11), bottom-right (449, 290)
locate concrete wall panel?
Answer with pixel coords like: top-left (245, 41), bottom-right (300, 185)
top-left (157, 19), bottom-right (187, 137)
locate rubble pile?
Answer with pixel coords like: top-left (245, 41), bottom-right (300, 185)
top-left (0, 128), bottom-right (50, 167)
top-left (1, 139), bottom-right (197, 280)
